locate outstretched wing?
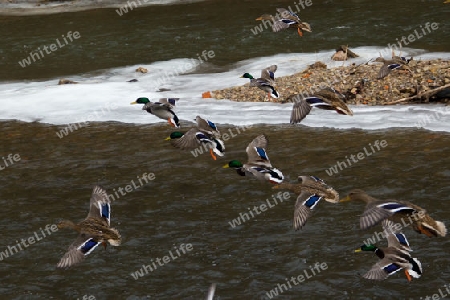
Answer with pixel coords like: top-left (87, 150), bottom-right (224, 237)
top-left (260, 65), bottom-right (277, 81)
top-left (88, 185), bottom-right (111, 225)
top-left (305, 97), bottom-right (334, 110)
top-left (363, 260), bottom-right (403, 280)
top-left (170, 128), bottom-right (205, 150)
top-left (57, 235), bottom-right (101, 268)
top-left (245, 135), bottom-right (271, 165)
top-left (290, 99), bottom-right (312, 124)
top-left (195, 115), bottom-right (220, 137)
top-left (377, 63), bottom-right (401, 79)
top-left (382, 219), bottom-right (411, 251)
top-left (360, 201), bottom-right (417, 230)
top-left (276, 8), bottom-right (300, 21)
top-left (293, 191), bottom-right (322, 230)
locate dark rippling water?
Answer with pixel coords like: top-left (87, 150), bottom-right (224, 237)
top-left (1, 0), bottom-right (450, 299)
top-left (1, 0), bottom-right (449, 81)
top-left (0, 121), bottom-right (449, 299)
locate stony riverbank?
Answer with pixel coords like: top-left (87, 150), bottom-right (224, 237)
top-left (211, 58), bottom-right (450, 105)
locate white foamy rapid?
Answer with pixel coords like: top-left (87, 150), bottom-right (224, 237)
top-left (0, 0), bottom-right (206, 15)
top-left (2, 47), bottom-right (450, 132)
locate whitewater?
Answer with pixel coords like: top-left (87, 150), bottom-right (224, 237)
top-left (2, 47), bottom-right (450, 132)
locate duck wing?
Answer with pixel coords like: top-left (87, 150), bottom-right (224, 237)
top-left (293, 191), bottom-right (322, 230)
top-left (382, 219), bottom-right (412, 251)
top-left (244, 165), bottom-right (283, 183)
top-left (146, 102), bottom-right (174, 116)
top-left (195, 116), bottom-right (220, 137)
top-left (171, 128), bottom-right (213, 150)
top-left (276, 8), bottom-right (300, 21)
top-left (377, 63), bottom-right (395, 79)
top-left (158, 98), bottom-right (179, 108)
top-left (260, 65), bottom-right (277, 82)
top-left (363, 259), bottom-right (404, 280)
top-left (57, 234), bottom-right (101, 268)
top-left (290, 98), bottom-right (312, 124)
top-left (297, 175), bottom-right (339, 202)
top-left (361, 201), bottom-right (417, 230)
top-left (87, 185), bottom-right (111, 226)
top-left (245, 134), bottom-right (271, 166)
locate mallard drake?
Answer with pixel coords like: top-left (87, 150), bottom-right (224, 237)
top-left (241, 65), bottom-right (279, 101)
top-left (289, 87), bottom-right (353, 124)
top-left (256, 8), bottom-right (312, 37)
top-left (130, 97), bottom-right (180, 127)
top-left (355, 220), bottom-right (422, 281)
top-left (165, 129), bottom-right (225, 161)
top-left (273, 176), bottom-right (339, 230)
top-left (373, 56), bottom-right (412, 79)
top-left (56, 185), bottom-right (121, 268)
top-left (223, 134), bottom-right (284, 184)
top-left (340, 189), bottom-right (447, 237)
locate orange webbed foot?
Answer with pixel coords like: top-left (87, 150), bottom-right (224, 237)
top-left (404, 269), bottom-right (412, 282)
top-left (209, 149), bottom-right (217, 160)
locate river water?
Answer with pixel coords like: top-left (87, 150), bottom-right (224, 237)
top-left (1, 0), bottom-right (450, 299)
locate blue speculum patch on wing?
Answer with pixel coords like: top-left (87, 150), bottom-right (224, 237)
top-left (196, 132), bottom-right (211, 143)
top-left (288, 10), bottom-right (300, 18)
top-left (255, 147), bottom-right (268, 160)
top-left (252, 167), bottom-right (266, 172)
top-left (167, 98), bottom-right (177, 106)
top-left (305, 97), bottom-right (325, 105)
top-left (207, 120), bottom-right (217, 130)
top-left (378, 202), bottom-right (415, 213)
top-left (281, 19), bottom-right (296, 25)
top-left (303, 195), bottom-right (322, 210)
top-left (101, 203), bottom-right (110, 221)
top-left (310, 175), bottom-right (324, 183)
top-left (388, 63), bottom-right (401, 70)
top-left (395, 233), bottom-right (410, 247)
top-left (384, 263), bottom-right (402, 274)
top-left (196, 132), bottom-right (208, 139)
top-left (268, 71), bottom-right (275, 80)
top-left (79, 238), bottom-right (100, 256)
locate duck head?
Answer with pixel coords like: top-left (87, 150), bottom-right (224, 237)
top-left (130, 97), bottom-right (150, 105)
top-left (165, 131), bottom-right (184, 140)
top-left (240, 73), bottom-right (254, 79)
top-left (223, 160), bottom-right (243, 169)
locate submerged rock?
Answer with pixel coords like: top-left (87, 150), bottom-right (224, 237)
top-left (58, 78), bottom-right (78, 85)
top-left (331, 45), bottom-right (359, 61)
top-left (135, 67), bottom-right (148, 73)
